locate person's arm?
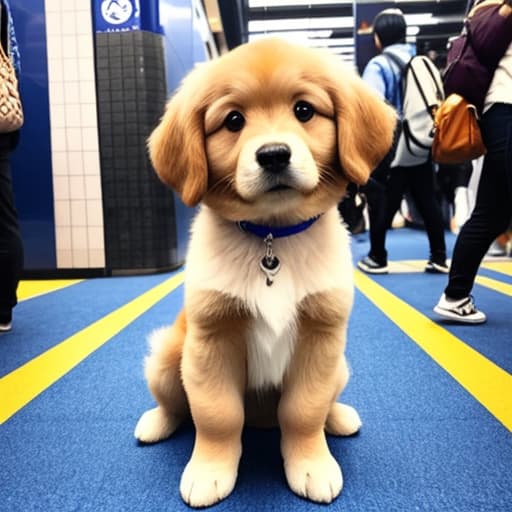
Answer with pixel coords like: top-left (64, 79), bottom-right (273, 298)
top-left (362, 59), bottom-right (387, 100)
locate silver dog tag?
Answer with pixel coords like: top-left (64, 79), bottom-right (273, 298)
top-left (260, 234), bottom-right (281, 286)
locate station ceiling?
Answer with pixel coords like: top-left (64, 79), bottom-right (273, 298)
top-left (215, 0), bottom-right (468, 65)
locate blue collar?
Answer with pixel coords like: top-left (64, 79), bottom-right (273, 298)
top-left (237, 215), bottom-right (321, 239)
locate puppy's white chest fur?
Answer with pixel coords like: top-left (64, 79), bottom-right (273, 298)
top-left (186, 206), bottom-right (353, 390)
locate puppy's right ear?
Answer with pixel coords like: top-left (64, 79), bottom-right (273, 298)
top-left (148, 65), bottom-right (209, 207)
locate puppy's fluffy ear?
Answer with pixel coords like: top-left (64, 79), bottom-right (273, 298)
top-left (328, 69), bottom-right (398, 185)
top-left (148, 66), bottom-right (209, 207)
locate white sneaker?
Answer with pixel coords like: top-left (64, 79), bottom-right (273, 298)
top-left (433, 294), bottom-right (486, 324)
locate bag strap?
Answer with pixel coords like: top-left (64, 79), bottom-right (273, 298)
top-left (415, 58), bottom-right (444, 117)
top-left (385, 52), bottom-right (441, 120)
top-left (382, 51), bottom-right (407, 110)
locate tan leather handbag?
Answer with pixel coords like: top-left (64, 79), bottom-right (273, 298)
top-left (432, 93), bottom-right (486, 165)
top-left (0, 39), bottom-right (23, 133)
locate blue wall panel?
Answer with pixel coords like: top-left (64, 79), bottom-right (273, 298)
top-left (10, 1), bottom-right (56, 269)
top-left (158, 0), bottom-right (207, 264)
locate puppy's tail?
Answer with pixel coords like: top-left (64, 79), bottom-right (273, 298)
top-left (143, 311), bottom-right (188, 416)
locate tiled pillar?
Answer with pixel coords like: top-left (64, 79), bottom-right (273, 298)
top-left (45, 0), bottom-right (105, 270)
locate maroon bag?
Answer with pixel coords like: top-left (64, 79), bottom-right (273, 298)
top-left (443, 0), bottom-right (512, 113)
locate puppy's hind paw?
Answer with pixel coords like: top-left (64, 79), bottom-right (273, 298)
top-left (134, 406), bottom-right (179, 443)
top-left (325, 403), bottom-right (362, 436)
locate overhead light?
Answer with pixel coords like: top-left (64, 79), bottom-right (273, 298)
top-left (249, 16), bottom-right (355, 32)
top-left (249, 0), bottom-right (352, 6)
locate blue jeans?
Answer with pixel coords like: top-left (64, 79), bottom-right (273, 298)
top-left (444, 103), bottom-right (512, 299)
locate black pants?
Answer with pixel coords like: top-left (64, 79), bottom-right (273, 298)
top-left (0, 134), bottom-right (23, 324)
top-left (445, 103), bottom-right (512, 299)
top-left (364, 159), bottom-right (447, 265)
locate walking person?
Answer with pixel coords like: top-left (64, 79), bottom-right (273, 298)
top-left (434, 41), bottom-right (512, 323)
top-left (0, 0), bottom-right (23, 333)
top-left (357, 8), bottom-right (448, 275)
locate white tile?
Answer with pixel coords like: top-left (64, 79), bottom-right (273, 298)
top-left (45, 12), bottom-right (61, 37)
top-left (62, 58), bottom-right (79, 82)
top-left (66, 127), bottom-right (82, 151)
top-left (47, 58), bottom-right (63, 82)
top-left (50, 104), bottom-right (66, 128)
top-left (79, 81), bottom-right (96, 104)
top-left (64, 81), bottom-right (80, 103)
top-left (72, 226), bottom-right (88, 250)
top-left (88, 249), bottom-right (105, 268)
top-left (46, 36), bottom-right (63, 61)
top-left (80, 104), bottom-right (98, 127)
top-left (52, 151), bottom-right (68, 175)
top-left (76, 12), bottom-right (93, 35)
top-left (71, 200), bottom-right (87, 225)
top-left (61, 12), bottom-right (77, 36)
top-left (87, 227), bottom-right (104, 250)
top-left (75, 0), bottom-right (91, 13)
top-left (62, 35), bottom-right (77, 59)
top-left (77, 34), bottom-right (94, 59)
top-left (72, 249), bottom-right (89, 268)
top-left (65, 104), bottom-right (81, 127)
top-left (45, 0), bottom-right (61, 13)
top-left (83, 151), bottom-right (101, 175)
top-left (53, 201), bottom-right (71, 227)
top-left (86, 199), bottom-right (104, 226)
top-left (67, 151), bottom-right (84, 175)
top-left (85, 174), bottom-right (102, 200)
top-left (48, 81), bottom-right (65, 104)
top-left (56, 249), bottom-right (73, 268)
top-left (61, 0), bottom-right (76, 12)
top-left (82, 127), bottom-right (99, 151)
top-left (78, 58), bottom-right (95, 82)
top-left (55, 225), bottom-right (72, 249)
top-left (69, 175), bottom-right (86, 200)
top-left (51, 127), bottom-right (67, 151)
top-left (53, 175), bottom-right (70, 200)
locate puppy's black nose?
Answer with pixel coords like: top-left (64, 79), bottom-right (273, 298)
top-left (256, 143), bottom-right (291, 173)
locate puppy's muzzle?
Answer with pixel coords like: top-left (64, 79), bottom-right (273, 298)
top-left (256, 143), bottom-right (291, 174)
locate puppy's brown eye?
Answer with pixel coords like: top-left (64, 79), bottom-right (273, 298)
top-left (224, 111), bottom-right (245, 132)
top-left (294, 101), bottom-right (315, 122)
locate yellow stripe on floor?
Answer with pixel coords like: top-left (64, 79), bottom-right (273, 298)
top-left (397, 260), bottom-right (512, 296)
top-left (18, 279), bottom-right (83, 302)
top-left (475, 275), bottom-right (512, 296)
top-left (355, 270), bottom-right (512, 432)
top-left (0, 272), bottom-right (184, 424)
top-left (481, 260), bottom-right (512, 277)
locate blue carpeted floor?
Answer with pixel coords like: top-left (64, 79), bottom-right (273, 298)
top-left (1, 228), bottom-right (511, 511)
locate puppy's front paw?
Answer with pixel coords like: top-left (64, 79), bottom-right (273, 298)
top-left (180, 458), bottom-right (238, 508)
top-left (134, 406), bottom-right (179, 443)
top-left (284, 452), bottom-right (343, 503)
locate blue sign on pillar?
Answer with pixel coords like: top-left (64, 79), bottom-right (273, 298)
top-left (93, 0), bottom-right (141, 32)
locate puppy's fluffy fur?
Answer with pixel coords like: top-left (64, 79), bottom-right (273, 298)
top-left (135, 39), bottom-right (396, 507)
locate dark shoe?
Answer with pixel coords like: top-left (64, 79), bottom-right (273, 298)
top-left (0, 321), bottom-right (12, 332)
top-left (425, 260), bottom-right (449, 274)
top-left (357, 255), bottom-right (388, 274)
top-left (0, 311), bottom-right (12, 332)
top-left (433, 294), bottom-right (486, 324)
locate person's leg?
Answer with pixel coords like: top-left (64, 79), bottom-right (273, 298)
top-left (434, 103), bottom-right (512, 323)
top-left (358, 167), bottom-right (407, 273)
top-left (382, 166), bottom-right (408, 230)
top-left (361, 177), bottom-right (388, 264)
top-left (408, 160), bottom-right (448, 267)
top-left (0, 148), bottom-right (23, 329)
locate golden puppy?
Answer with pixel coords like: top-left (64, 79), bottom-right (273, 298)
top-left (134, 39), bottom-right (396, 507)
